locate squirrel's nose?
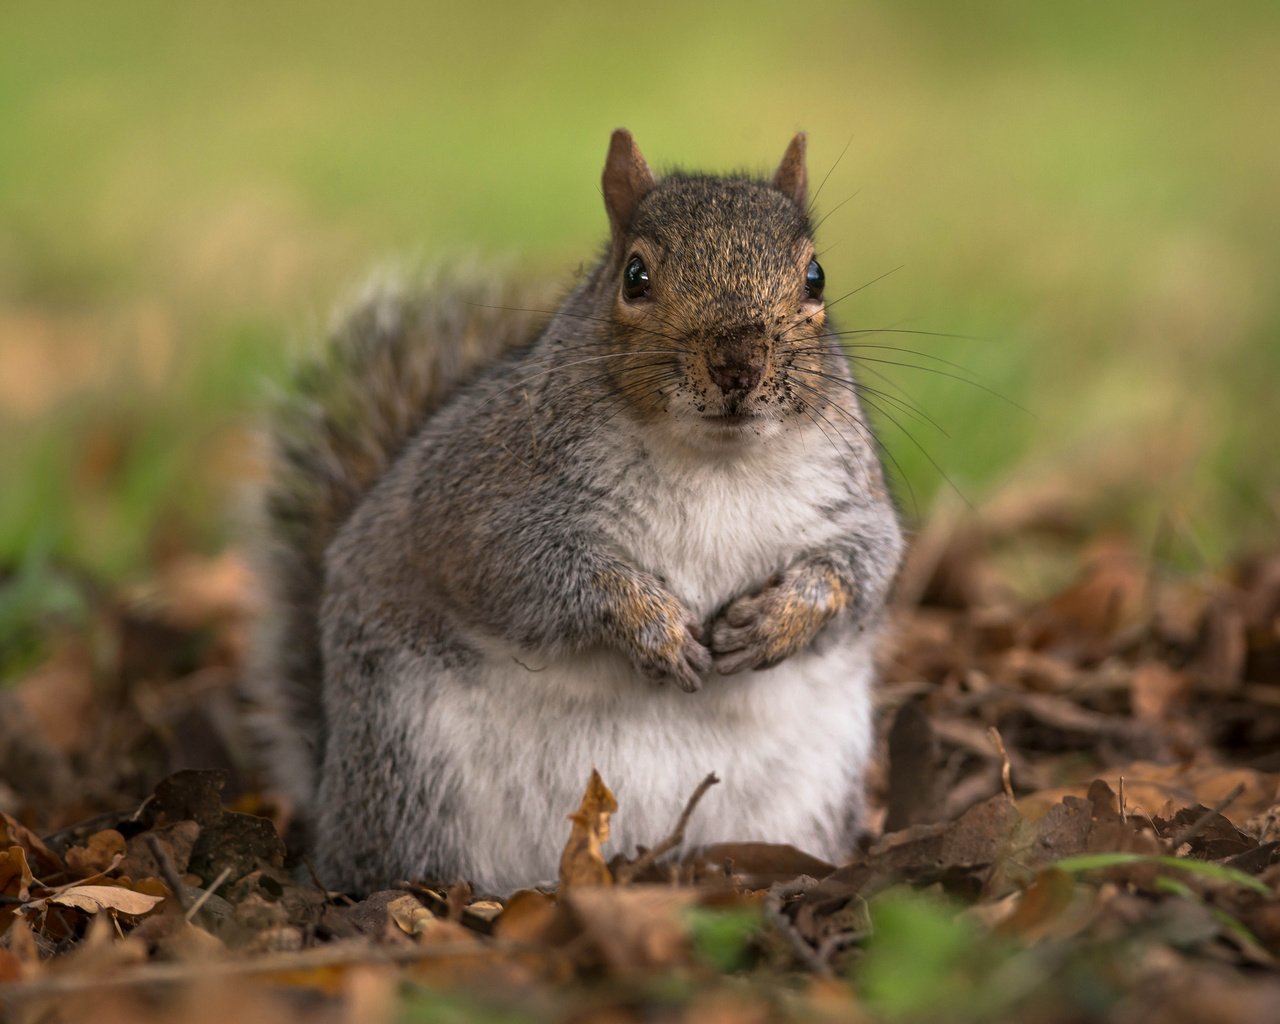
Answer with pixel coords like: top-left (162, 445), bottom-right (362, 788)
top-left (708, 358), bottom-right (763, 396)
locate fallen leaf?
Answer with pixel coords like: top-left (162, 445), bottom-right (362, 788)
top-left (995, 868), bottom-right (1077, 941)
top-left (558, 769), bottom-right (618, 890)
top-left (0, 811), bottom-right (66, 878)
top-left (885, 700), bottom-right (942, 831)
top-left (1131, 662), bottom-right (1191, 721)
top-left (1026, 538), bottom-right (1147, 661)
top-left (387, 893), bottom-right (436, 936)
top-left (0, 947), bottom-right (23, 983)
top-left (1019, 763), bottom-right (1280, 822)
top-left (693, 843), bottom-right (836, 889)
top-left (66, 829), bottom-right (128, 877)
top-left (0, 845), bottom-right (36, 903)
top-left (494, 889), bottom-right (559, 944)
top-left (564, 886), bottom-right (697, 974)
top-left (48, 884), bottom-right (165, 915)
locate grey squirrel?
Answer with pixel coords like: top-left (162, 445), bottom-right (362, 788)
top-left (248, 130), bottom-right (904, 894)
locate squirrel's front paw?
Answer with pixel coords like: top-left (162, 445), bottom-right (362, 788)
top-left (601, 570), bottom-right (711, 692)
top-left (631, 604), bottom-right (712, 693)
top-left (710, 562), bottom-right (853, 674)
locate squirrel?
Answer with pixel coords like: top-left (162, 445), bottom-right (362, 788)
top-left (247, 129), bottom-right (905, 895)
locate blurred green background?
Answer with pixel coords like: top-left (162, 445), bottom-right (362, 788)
top-left (2, 1), bottom-right (1277, 614)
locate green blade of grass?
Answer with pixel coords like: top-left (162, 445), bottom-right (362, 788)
top-left (1054, 852), bottom-right (1270, 895)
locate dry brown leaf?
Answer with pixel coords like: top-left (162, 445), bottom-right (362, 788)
top-left (494, 889), bottom-right (559, 944)
top-left (1131, 662), bottom-right (1191, 720)
top-left (558, 768), bottom-right (618, 890)
top-left (121, 820), bottom-right (200, 881)
top-left (1197, 596), bottom-right (1248, 691)
top-left (0, 811), bottom-right (66, 878)
top-left (12, 644), bottom-right (97, 757)
top-left (0, 845), bottom-right (37, 933)
top-left (0, 946), bottom-right (24, 984)
top-left (0, 845), bottom-right (36, 903)
top-left (995, 868), bottom-right (1078, 942)
top-left (693, 843), bottom-right (836, 889)
top-left (466, 900), bottom-right (503, 922)
top-left (885, 700), bottom-right (941, 830)
top-left (47, 884), bottom-right (166, 916)
top-left (1019, 762), bottom-right (1280, 822)
top-left (386, 893), bottom-right (437, 937)
top-left (563, 886), bottom-right (697, 974)
top-left (129, 915), bottom-right (227, 962)
top-left (66, 829), bottom-right (128, 877)
top-left (1027, 538), bottom-right (1147, 660)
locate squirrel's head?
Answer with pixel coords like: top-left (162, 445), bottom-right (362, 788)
top-left (595, 129), bottom-right (840, 451)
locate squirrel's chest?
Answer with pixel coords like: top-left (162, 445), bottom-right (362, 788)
top-left (605, 444), bottom-right (848, 617)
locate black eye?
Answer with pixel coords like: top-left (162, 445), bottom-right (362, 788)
top-left (622, 254), bottom-right (650, 300)
top-left (805, 258), bottom-right (825, 301)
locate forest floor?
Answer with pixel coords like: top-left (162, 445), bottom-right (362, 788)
top-left (2, 489), bottom-right (1279, 1024)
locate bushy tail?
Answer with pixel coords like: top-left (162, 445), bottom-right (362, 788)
top-left (246, 272), bottom-right (547, 813)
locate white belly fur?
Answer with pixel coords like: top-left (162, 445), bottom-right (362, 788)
top-left (409, 637), bottom-right (874, 893)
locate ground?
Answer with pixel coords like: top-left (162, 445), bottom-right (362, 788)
top-left (1, 491), bottom-right (1278, 1022)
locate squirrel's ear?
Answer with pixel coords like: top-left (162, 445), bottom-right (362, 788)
top-left (771, 133), bottom-right (808, 208)
top-left (603, 129), bottom-right (656, 240)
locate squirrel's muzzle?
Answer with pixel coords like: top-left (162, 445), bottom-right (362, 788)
top-left (707, 325), bottom-right (767, 397)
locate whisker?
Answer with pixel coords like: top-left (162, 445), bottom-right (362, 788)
top-left (786, 378), bottom-right (888, 492)
top-left (788, 365), bottom-right (947, 436)
top-left (798, 404), bottom-right (856, 480)
top-left (856, 389), bottom-right (972, 512)
top-left (534, 359), bottom-right (681, 408)
top-left (820, 326), bottom-right (986, 343)
top-left (840, 355), bottom-right (1024, 412)
top-left (808, 135), bottom-right (853, 212)
top-left (794, 375), bottom-right (924, 516)
top-left (485, 350), bottom-right (682, 405)
top-left (592, 377), bottom-right (684, 431)
top-left (813, 266), bottom-right (905, 315)
top-left (786, 376), bottom-right (872, 449)
top-left (537, 360), bottom-right (680, 414)
top-left (781, 336), bottom-right (1025, 413)
top-left (848, 361), bottom-right (943, 432)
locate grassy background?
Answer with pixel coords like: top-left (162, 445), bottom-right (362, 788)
top-left (2, 0), bottom-right (1277, 602)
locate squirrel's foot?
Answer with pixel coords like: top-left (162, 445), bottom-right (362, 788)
top-left (710, 561), bottom-right (852, 674)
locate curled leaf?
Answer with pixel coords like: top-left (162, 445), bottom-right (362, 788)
top-left (558, 769), bottom-right (618, 890)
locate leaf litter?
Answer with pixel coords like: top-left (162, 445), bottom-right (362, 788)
top-left (1, 504), bottom-right (1279, 1022)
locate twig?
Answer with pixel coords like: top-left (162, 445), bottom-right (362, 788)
top-left (145, 834), bottom-right (190, 913)
top-left (302, 855), bottom-right (332, 898)
top-left (1118, 776), bottom-right (1127, 824)
top-left (1169, 782), bottom-right (1247, 849)
top-left (184, 867), bottom-right (232, 923)
top-left (763, 888), bottom-right (831, 977)
top-left (987, 726), bottom-right (1014, 800)
top-left (614, 772), bottom-right (719, 884)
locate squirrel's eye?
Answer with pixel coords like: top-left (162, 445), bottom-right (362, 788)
top-left (622, 255), bottom-right (650, 300)
top-left (805, 258), bottom-right (825, 301)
